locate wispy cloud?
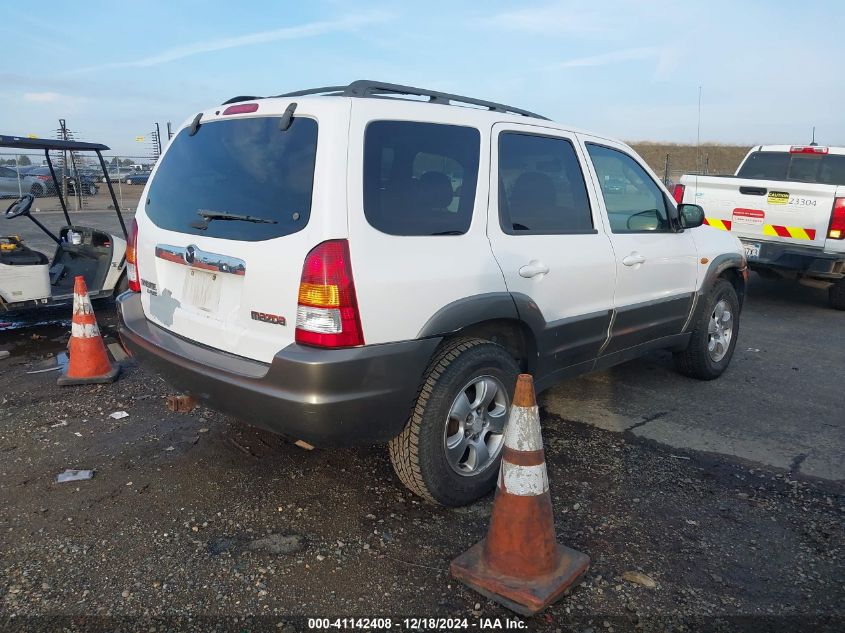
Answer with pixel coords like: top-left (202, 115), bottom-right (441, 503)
top-left (24, 92), bottom-right (67, 103)
top-left (483, 2), bottom-right (608, 34)
top-left (550, 47), bottom-right (660, 69)
top-left (72, 12), bottom-right (390, 73)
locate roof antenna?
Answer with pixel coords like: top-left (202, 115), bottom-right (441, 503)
top-left (809, 126), bottom-right (817, 147)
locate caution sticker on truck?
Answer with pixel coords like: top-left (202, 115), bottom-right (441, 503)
top-left (767, 191), bottom-right (789, 205)
top-left (732, 208), bottom-right (765, 226)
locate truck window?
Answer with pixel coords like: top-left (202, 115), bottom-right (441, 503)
top-left (146, 116), bottom-right (318, 241)
top-left (737, 151), bottom-right (845, 185)
top-left (586, 144), bottom-right (671, 234)
top-left (363, 121), bottom-right (480, 236)
top-left (497, 132), bottom-right (593, 234)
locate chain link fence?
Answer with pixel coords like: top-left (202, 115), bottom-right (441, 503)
top-left (0, 152), bottom-right (153, 214)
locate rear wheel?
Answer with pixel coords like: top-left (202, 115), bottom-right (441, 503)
top-left (388, 337), bottom-right (519, 506)
top-left (29, 184), bottom-right (41, 198)
top-left (673, 279), bottom-right (740, 380)
top-left (830, 278), bottom-right (845, 311)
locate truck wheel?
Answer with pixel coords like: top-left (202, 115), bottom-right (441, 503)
top-left (673, 279), bottom-right (740, 380)
top-left (829, 278), bottom-right (845, 311)
top-left (388, 337), bottom-right (519, 506)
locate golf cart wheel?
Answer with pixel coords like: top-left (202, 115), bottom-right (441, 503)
top-left (388, 337), bottom-right (519, 506)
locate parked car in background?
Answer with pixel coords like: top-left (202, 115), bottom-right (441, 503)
top-left (676, 144), bottom-right (845, 309)
top-left (102, 166), bottom-right (127, 183)
top-left (124, 171), bottom-right (151, 185)
top-left (118, 81), bottom-right (747, 507)
top-left (24, 166), bottom-right (99, 196)
top-left (0, 165), bottom-right (45, 197)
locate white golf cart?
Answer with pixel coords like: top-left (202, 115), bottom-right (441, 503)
top-left (0, 135), bottom-right (129, 313)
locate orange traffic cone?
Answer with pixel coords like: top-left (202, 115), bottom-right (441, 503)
top-left (450, 374), bottom-right (589, 616)
top-left (57, 276), bottom-right (120, 386)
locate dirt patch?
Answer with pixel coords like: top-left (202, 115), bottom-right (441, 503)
top-left (0, 310), bottom-right (842, 632)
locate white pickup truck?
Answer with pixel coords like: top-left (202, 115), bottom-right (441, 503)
top-left (675, 145), bottom-right (845, 309)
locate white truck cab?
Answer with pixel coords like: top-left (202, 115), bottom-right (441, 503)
top-left (677, 144), bottom-right (845, 309)
top-left (117, 81), bottom-right (747, 506)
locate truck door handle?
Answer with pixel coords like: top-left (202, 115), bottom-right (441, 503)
top-left (740, 186), bottom-right (767, 196)
top-left (519, 260), bottom-right (550, 278)
top-left (622, 252), bottom-right (646, 266)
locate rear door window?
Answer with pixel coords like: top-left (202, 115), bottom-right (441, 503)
top-left (498, 132), bottom-right (593, 234)
top-left (145, 116), bottom-right (318, 241)
top-left (363, 121), bottom-right (480, 236)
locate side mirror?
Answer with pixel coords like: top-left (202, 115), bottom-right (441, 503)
top-left (678, 204), bottom-right (705, 229)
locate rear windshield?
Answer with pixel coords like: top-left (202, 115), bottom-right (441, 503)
top-left (145, 116), bottom-right (318, 241)
top-left (737, 151), bottom-right (845, 185)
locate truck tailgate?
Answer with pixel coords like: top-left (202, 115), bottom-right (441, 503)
top-left (682, 175), bottom-right (841, 249)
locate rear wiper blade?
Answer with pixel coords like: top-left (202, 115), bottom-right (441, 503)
top-left (191, 210), bottom-right (278, 229)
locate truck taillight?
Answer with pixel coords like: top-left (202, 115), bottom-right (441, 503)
top-left (126, 218), bottom-right (141, 292)
top-left (790, 145), bottom-right (829, 154)
top-left (672, 184), bottom-right (685, 205)
top-left (295, 240), bottom-right (364, 348)
top-left (829, 198), bottom-right (845, 240)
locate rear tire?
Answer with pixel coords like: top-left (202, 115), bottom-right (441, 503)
top-left (829, 278), bottom-right (845, 311)
top-left (673, 279), bottom-right (740, 380)
top-left (388, 337), bottom-right (519, 506)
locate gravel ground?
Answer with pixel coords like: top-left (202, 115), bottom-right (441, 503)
top-left (0, 308), bottom-right (843, 633)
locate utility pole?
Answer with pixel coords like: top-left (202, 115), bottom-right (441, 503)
top-left (155, 122), bottom-right (163, 155)
top-left (166, 121), bottom-right (173, 140)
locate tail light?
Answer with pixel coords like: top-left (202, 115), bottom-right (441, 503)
top-left (126, 218), bottom-right (141, 292)
top-left (790, 146), bottom-right (829, 154)
top-left (295, 240), bottom-right (364, 348)
top-left (828, 198), bottom-right (845, 240)
top-left (672, 183), bottom-right (686, 205)
top-left (36, 175), bottom-right (50, 181)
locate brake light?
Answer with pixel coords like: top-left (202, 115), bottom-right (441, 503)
top-left (790, 146), bottom-right (829, 154)
top-left (672, 183), bottom-right (685, 205)
top-left (36, 175), bottom-right (50, 181)
top-left (295, 240), bottom-right (364, 348)
top-left (829, 198), bottom-right (845, 240)
top-left (222, 103), bottom-right (259, 115)
top-left (126, 218), bottom-right (141, 292)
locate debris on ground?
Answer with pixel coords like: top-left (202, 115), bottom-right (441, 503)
top-left (55, 469), bottom-right (95, 483)
top-left (248, 533), bottom-right (306, 555)
top-left (621, 571), bottom-right (657, 588)
top-left (166, 394), bottom-right (197, 413)
top-left (108, 411), bottom-right (129, 420)
top-left (0, 350), bottom-right (9, 360)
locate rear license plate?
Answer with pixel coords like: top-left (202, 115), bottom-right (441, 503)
top-left (182, 269), bottom-right (221, 313)
top-left (743, 242), bottom-right (761, 259)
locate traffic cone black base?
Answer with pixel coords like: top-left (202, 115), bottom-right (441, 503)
top-left (451, 542), bottom-right (589, 616)
top-left (57, 364), bottom-right (120, 387)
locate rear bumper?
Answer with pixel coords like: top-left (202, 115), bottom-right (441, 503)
top-left (117, 292), bottom-right (440, 446)
top-left (742, 239), bottom-right (845, 279)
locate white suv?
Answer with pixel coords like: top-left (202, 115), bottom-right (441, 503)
top-left (117, 81), bottom-right (747, 506)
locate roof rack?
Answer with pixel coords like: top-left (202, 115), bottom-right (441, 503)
top-left (222, 80), bottom-right (549, 120)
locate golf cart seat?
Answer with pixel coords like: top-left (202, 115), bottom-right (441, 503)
top-left (0, 237), bottom-right (49, 266)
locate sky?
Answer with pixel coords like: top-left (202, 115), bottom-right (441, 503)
top-left (1, 0), bottom-right (842, 156)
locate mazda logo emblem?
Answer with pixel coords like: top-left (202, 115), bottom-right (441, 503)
top-left (185, 245), bottom-right (196, 264)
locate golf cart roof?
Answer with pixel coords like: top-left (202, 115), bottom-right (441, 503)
top-left (0, 135), bottom-right (110, 152)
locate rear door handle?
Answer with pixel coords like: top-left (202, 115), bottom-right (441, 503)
top-left (740, 186), bottom-right (767, 196)
top-left (519, 260), bottom-right (550, 278)
top-left (622, 252), bottom-right (646, 266)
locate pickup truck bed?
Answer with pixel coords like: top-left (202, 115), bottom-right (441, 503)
top-left (676, 145), bottom-right (845, 309)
